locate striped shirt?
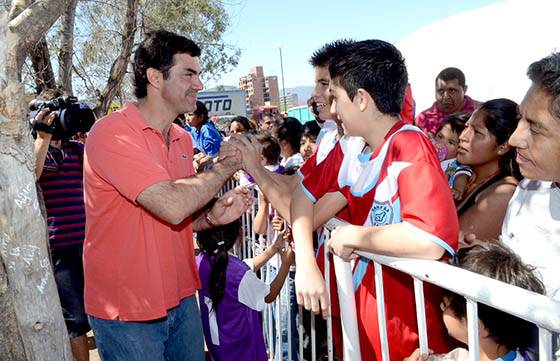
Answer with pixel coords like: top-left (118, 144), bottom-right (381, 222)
top-left (38, 141), bottom-right (85, 249)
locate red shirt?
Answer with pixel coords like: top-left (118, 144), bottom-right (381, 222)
top-left (302, 122), bottom-right (458, 360)
top-left (83, 102), bottom-right (200, 321)
top-left (415, 95), bottom-right (477, 135)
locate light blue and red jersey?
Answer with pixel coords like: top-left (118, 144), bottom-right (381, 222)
top-left (301, 122), bottom-right (459, 361)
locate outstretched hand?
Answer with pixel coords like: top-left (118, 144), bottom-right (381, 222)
top-left (226, 134), bottom-right (263, 175)
top-left (208, 187), bottom-right (253, 226)
top-left (327, 225), bottom-right (360, 261)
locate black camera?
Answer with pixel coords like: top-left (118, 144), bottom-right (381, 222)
top-left (29, 96), bottom-right (95, 139)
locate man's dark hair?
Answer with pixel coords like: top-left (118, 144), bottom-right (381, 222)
top-left (328, 39), bottom-right (408, 117)
top-left (193, 101), bottom-right (209, 124)
top-left (133, 30), bottom-right (201, 99)
top-left (436, 67), bottom-right (466, 88)
top-left (527, 52), bottom-right (560, 120)
top-left (309, 39), bottom-right (355, 68)
top-left (446, 242), bottom-right (545, 351)
top-left (256, 133), bottom-right (281, 166)
top-left (437, 111), bottom-right (471, 136)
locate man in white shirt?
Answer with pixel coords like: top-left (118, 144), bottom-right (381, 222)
top-left (502, 52), bottom-right (560, 301)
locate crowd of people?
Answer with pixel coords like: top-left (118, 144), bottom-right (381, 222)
top-left (30, 28), bottom-right (560, 361)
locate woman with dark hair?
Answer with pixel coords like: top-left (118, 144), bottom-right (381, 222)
top-left (456, 98), bottom-right (521, 242)
top-left (276, 117), bottom-right (304, 171)
top-left (229, 116), bottom-right (251, 135)
top-left (197, 200), bottom-right (294, 361)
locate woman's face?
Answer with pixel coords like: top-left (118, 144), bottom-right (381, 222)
top-left (457, 110), bottom-right (501, 167)
top-left (229, 121), bottom-right (246, 135)
top-left (300, 135), bottom-right (317, 160)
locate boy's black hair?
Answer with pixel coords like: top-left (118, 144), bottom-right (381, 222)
top-left (196, 199), bottom-right (241, 310)
top-left (436, 67), bottom-right (466, 88)
top-left (328, 39), bottom-right (408, 117)
top-left (133, 30), bottom-right (201, 99)
top-left (527, 52), bottom-right (560, 120)
top-left (276, 117), bottom-right (303, 152)
top-left (437, 111), bottom-right (471, 136)
top-left (309, 39), bottom-right (355, 68)
top-left (256, 132), bottom-right (281, 166)
top-left (446, 242), bottom-right (545, 351)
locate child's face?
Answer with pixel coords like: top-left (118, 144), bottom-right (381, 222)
top-left (300, 135), bottom-right (317, 160)
top-left (441, 296), bottom-right (468, 345)
top-left (329, 83), bottom-right (364, 137)
top-left (436, 124), bottom-right (460, 159)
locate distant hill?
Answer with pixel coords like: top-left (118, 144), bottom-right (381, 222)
top-left (284, 86), bottom-right (313, 105)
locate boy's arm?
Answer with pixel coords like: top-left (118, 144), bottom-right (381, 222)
top-left (328, 222), bottom-right (446, 261)
top-left (291, 186), bottom-right (346, 319)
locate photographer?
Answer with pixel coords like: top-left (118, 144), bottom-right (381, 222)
top-left (33, 92), bottom-right (91, 361)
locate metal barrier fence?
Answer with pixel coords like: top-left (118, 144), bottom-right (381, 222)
top-left (227, 180), bottom-right (560, 361)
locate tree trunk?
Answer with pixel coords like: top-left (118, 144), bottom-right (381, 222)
top-left (0, 0), bottom-right (74, 359)
top-left (30, 36), bottom-right (56, 94)
top-left (58, 0), bottom-right (77, 95)
top-left (93, 0), bottom-right (139, 118)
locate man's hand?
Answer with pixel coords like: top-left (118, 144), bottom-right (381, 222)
top-left (208, 186), bottom-right (253, 226)
top-left (34, 108), bottom-right (56, 139)
top-left (295, 261), bottom-right (330, 319)
top-left (226, 134), bottom-right (263, 175)
top-left (216, 139), bottom-right (242, 172)
top-left (327, 225), bottom-right (361, 261)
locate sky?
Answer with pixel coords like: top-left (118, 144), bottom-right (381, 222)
top-left (208, 0), bottom-right (504, 89)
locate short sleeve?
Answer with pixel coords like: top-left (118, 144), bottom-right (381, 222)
top-left (398, 162), bottom-right (459, 256)
top-left (300, 145), bottom-right (343, 203)
top-left (238, 269), bottom-right (269, 311)
top-left (85, 117), bottom-right (171, 204)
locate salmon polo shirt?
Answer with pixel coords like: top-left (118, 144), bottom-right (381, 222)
top-left (83, 102), bottom-right (199, 321)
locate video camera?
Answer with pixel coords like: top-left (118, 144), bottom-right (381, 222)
top-left (29, 96), bottom-right (95, 139)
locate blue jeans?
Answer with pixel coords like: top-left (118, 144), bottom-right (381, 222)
top-left (88, 296), bottom-right (204, 361)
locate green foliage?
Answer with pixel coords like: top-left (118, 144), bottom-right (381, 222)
top-left (21, 0), bottom-right (241, 99)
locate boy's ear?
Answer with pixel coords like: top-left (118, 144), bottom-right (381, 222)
top-left (356, 88), bottom-right (370, 112)
top-left (478, 319), bottom-right (490, 339)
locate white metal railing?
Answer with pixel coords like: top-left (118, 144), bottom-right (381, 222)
top-left (322, 217), bottom-right (560, 361)
top-left (229, 180), bottom-right (560, 361)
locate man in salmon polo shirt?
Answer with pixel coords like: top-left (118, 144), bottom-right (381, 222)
top-left (83, 30), bottom-right (251, 361)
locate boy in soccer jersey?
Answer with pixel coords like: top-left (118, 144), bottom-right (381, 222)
top-left (291, 39), bottom-right (459, 361)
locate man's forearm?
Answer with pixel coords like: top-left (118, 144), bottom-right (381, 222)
top-left (34, 136), bottom-right (52, 179)
top-left (138, 162), bottom-right (236, 225)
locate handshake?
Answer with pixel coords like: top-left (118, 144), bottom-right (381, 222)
top-left (214, 133), bottom-right (262, 175)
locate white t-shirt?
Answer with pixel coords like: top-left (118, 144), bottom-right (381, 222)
top-left (501, 179), bottom-right (560, 300)
top-left (280, 152), bottom-right (304, 170)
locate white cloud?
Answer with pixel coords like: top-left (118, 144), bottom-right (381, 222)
top-left (397, 0), bottom-right (560, 112)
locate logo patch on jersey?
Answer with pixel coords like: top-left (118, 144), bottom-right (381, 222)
top-left (369, 200), bottom-right (393, 226)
